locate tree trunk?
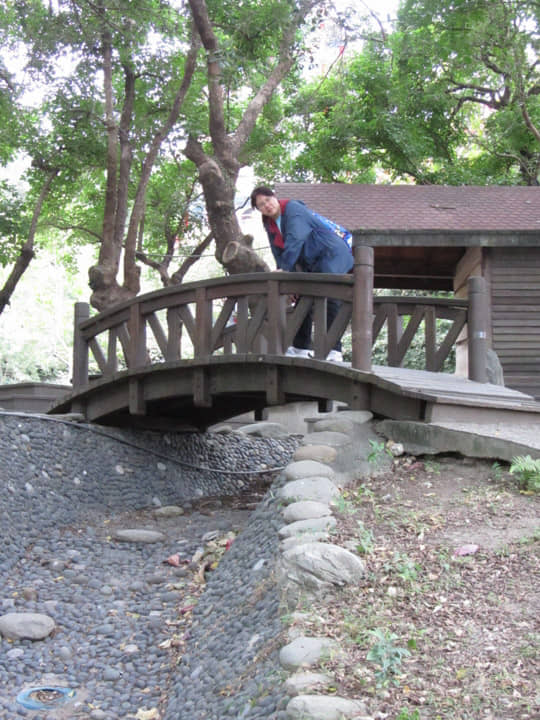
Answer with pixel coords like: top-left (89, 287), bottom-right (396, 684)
top-left (0, 169), bottom-right (59, 316)
top-left (88, 25), bottom-right (127, 311)
top-left (185, 0), bottom-right (319, 276)
top-left (185, 137), bottom-right (269, 273)
top-left (88, 19), bottom-right (198, 311)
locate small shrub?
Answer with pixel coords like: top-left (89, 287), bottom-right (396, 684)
top-left (396, 709), bottom-right (420, 720)
top-left (490, 461), bottom-right (505, 481)
top-left (367, 439), bottom-right (392, 466)
top-left (355, 520), bottom-right (375, 555)
top-left (509, 455), bottom-right (540, 493)
top-left (366, 628), bottom-right (412, 686)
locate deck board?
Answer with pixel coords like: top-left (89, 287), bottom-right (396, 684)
top-left (370, 365), bottom-right (539, 406)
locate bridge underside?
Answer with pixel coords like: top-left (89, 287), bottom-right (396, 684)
top-left (49, 356), bottom-right (540, 431)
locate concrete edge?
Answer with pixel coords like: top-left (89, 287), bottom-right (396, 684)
top-left (376, 420), bottom-right (540, 463)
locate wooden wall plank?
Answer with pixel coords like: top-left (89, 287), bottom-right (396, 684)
top-left (490, 247), bottom-right (540, 399)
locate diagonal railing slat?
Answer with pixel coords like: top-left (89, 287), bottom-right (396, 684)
top-left (147, 313), bottom-right (168, 357)
top-left (434, 309), bottom-right (467, 371)
top-left (211, 298), bottom-right (236, 351)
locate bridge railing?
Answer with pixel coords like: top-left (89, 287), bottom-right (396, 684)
top-left (72, 248), bottom-right (488, 394)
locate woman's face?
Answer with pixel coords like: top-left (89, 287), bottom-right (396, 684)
top-left (255, 193), bottom-right (280, 219)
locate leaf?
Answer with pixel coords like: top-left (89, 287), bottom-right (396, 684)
top-left (135, 709), bottom-right (160, 720)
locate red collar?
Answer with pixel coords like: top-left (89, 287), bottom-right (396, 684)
top-left (266, 199), bottom-right (289, 248)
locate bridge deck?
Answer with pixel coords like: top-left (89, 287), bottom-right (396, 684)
top-left (369, 364), bottom-right (540, 424)
top-left (50, 356), bottom-right (540, 431)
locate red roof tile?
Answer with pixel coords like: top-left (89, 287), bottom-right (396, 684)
top-left (274, 183), bottom-right (540, 233)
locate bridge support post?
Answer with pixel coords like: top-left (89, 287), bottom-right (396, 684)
top-left (468, 276), bottom-right (488, 383)
top-left (265, 365), bottom-right (284, 406)
top-left (352, 245), bottom-right (374, 371)
top-left (195, 287), bottom-right (212, 358)
top-left (71, 302), bottom-right (90, 415)
top-left (72, 302), bottom-right (89, 392)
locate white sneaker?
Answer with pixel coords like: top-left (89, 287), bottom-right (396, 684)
top-left (326, 350), bottom-right (343, 363)
top-left (285, 346), bottom-right (313, 358)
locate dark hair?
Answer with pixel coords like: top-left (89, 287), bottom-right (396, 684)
top-left (250, 185), bottom-right (275, 209)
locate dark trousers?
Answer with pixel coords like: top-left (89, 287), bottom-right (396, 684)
top-left (293, 298), bottom-right (342, 352)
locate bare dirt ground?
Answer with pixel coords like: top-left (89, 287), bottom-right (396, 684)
top-left (289, 454), bottom-right (539, 720)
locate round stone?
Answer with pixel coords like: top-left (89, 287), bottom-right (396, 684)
top-left (112, 529), bottom-right (166, 543)
top-left (0, 612), bottom-right (56, 640)
top-left (153, 505), bottom-right (184, 518)
top-left (293, 445), bottom-right (337, 464)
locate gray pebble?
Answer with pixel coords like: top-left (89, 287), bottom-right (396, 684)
top-left (0, 413), bottom-right (299, 720)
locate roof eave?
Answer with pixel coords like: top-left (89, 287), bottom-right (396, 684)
top-left (353, 230), bottom-right (540, 246)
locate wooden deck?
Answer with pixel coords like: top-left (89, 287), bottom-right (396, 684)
top-left (369, 365), bottom-right (540, 424)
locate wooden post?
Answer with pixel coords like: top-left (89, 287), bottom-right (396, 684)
top-left (72, 302), bottom-right (90, 392)
top-left (266, 278), bottom-right (286, 355)
top-left (386, 303), bottom-right (403, 367)
top-left (468, 276), bottom-right (488, 383)
top-left (129, 302), bottom-right (147, 369)
top-left (312, 297), bottom-right (327, 359)
top-left (195, 286), bottom-right (212, 358)
top-left (351, 245), bottom-right (374, 371)
top-left (424, 306), bottom-right (436, 371)
top-left (166, 308), bottom-right (182, 361)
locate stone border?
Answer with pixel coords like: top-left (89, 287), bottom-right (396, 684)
top-left (270, 412), bottom-right (383, 720)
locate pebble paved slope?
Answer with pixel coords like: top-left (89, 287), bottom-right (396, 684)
top-left (166, 489), bottom-right (292, 720)
top-left (0, 413), bottom-right (299, 719)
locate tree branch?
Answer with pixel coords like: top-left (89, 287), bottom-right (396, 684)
top-left (0, 169), bottom-right (59, 315)
top-left (170, 231), bottom-right (214, 284)
top-left (232, 0), bottom-right (322, 155)
top-left (123, 28), bottom-right (200, 293)
top-left (521, 100), bottom-right (540, 144)
top-left (188, 0), bottom-right (228, 151)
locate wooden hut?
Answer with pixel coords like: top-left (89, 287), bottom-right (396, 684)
top-left (274, 184), bottom-right (540, 399)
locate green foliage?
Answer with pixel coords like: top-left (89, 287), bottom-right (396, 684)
top-left (397, 0), bottom-right (540, 185)
top-left (355, 520), bottom-right (375, 555)
top-left (390, 551), bottom-right (420, 585)
top-left (0, 181), bottom-right (31, 266)
top-left (366, 628), bottom-right (412, 686)
top-left (396, 709), bottom-right (420, 720)
top-left (367, 439), bottom-right (392, 466)
top-left (509, 455), bottom-right (540, 493)
top-left (491, 461), bottom-right (505, 481)
top-left (0, 248), bottom-right (87, 383)
top-left (279, 0), bottom-right (540, 185)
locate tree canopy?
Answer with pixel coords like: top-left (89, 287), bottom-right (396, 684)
top-left (282, 0), bottom-right (540, 185)
top-left (0, 0), bottom-right (538, 324)
top-left (0, 0), bottom-right (333, 311)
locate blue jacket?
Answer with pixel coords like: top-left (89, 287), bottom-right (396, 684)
top-left (264, 200), bottom-right (353, 274)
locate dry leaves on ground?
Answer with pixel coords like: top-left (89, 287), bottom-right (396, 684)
top-left (288, 455), bottom-right (539, 720)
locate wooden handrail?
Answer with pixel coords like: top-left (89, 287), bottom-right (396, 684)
top-left (71, 269), bottom-right (484, 391)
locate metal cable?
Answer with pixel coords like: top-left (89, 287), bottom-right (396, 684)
top-left (0, 410), bottom-right (289, 476)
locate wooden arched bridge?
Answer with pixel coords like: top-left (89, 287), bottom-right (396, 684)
top-left (50, 248), bottom-right (540, 430)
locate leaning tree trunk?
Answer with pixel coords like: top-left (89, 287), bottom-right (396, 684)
top-left (88, 27), bottom-right (131, 311)
top-left (0, 168), bottom-right (59, 316)
top-left (186, 0), bottom-right (317, 276)
top-left (185, 137), bottom-right (269, 274)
